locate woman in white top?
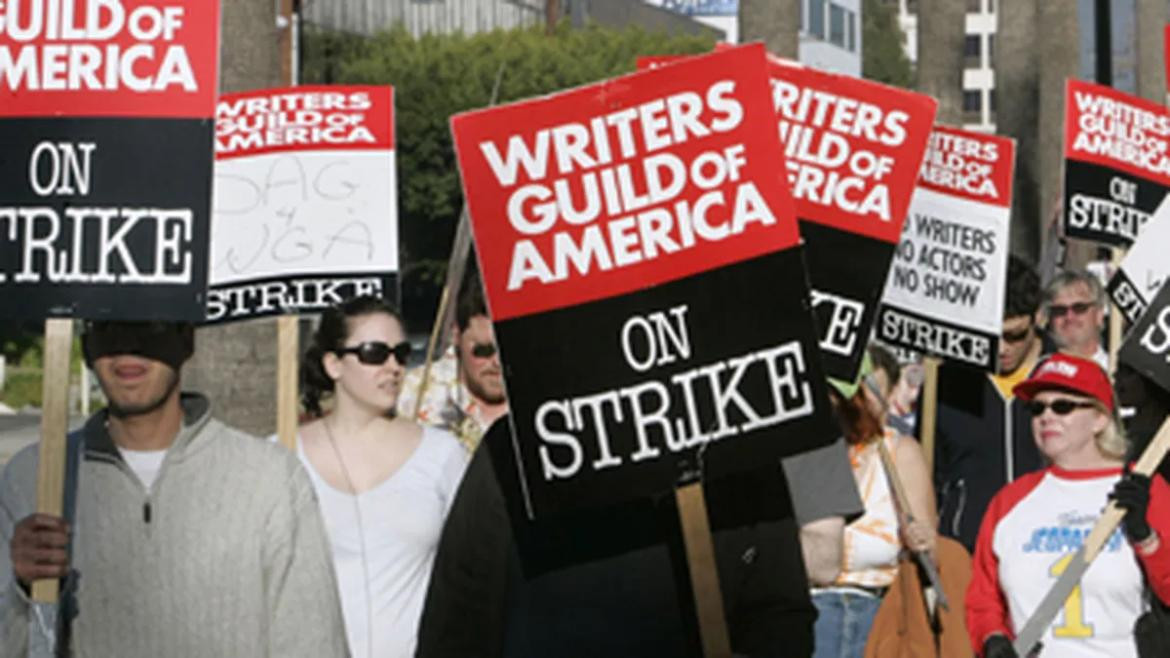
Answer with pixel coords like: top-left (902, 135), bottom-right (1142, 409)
top-left (299, 295), bottom-right (469, 658)
top-left (811, 348), bottom-right (937, 658)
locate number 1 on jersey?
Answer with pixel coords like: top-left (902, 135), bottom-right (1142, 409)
top-left (1049, 553), bottom-right (1094, 638)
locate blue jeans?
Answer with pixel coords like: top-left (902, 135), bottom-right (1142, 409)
top-left (811, 589), bottom-right (883, 658)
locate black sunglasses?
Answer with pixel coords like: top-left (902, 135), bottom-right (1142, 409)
top-left (1001, 327), bottom-right (1032, 344)
top-left (470, 342), bottom-right (498, 359)
top-left (335, 341), bottom-right (412, 366)
top-left (1048, 302), bottom-right (1095, 319)
top-left (1027, 398), bottom-right (1097, 417)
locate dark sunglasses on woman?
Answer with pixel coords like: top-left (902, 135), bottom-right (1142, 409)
top-left (335, 341), bottom-right (412, 366)
top-left (1027, 398), bottom-right (1096, 417)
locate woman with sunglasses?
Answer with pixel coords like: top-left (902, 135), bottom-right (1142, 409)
top-left (298, 295), bottom-right (469, 658)
top-left (967, 353), bottom-right (1170, 658)
top-left (812, 348), bottom-right (938, 658)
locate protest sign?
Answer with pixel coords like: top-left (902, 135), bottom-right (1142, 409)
top-left (1120, 280), bottom-right (1170, 394)
top-left (0, 0), bottom-right (219, 321)
top-left (1062, 79), bottom-right (1170, 247)
top-left (206, 85), bottom-right (397, 322)
top-left (452, 43), bottom-right (837, 518)
top-left (1108, 194), bottom-right (1170, 325)
top-left (765, 56), bottom-right (937, 381)
top-left (639, 50), bottom-right (938, 382)
top-left (877, 126), bottom-right (1015, 372)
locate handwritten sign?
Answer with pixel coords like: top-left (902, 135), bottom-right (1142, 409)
top-left (454, 44), bottom-right (836, 518)
top-left (0, 0), bottom-right (219, 321)
top-left (207, 85), bottom-right (397, 322)
top-left (877, 126), bottom-right (1015, 372)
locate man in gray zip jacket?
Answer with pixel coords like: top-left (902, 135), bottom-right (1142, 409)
top-left (0, 321), bottom-right (349, 657)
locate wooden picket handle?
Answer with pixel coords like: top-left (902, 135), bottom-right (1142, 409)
top-left (275, 315), bottom-right (299, 451)
top-left (32, 318), bottom-right (73, 603)
top-left (1085, 416), bottom-right (1170, 562)
top-left (676, 482), bottom-right (732, 658)
top-left (1108, 247), bottom-right (1125, 376)
top-left (919, 357), bottom-right (941, 473)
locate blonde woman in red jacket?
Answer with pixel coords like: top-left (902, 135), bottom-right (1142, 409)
top-left (966, 353), bottom-right (1170, 658)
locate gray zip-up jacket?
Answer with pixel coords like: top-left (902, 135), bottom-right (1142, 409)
top-left (0, 393), bottom-right (350, 657)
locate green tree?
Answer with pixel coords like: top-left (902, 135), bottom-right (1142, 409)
top-left (863, 0), bottom-right (914, 89)
top-left (301, 23), bottom-right (714, 332)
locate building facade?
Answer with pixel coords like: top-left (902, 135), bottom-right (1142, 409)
top-left (650, 0), bottom-right (862, 76)
top-left (897, 0), bottom-right (997, 132)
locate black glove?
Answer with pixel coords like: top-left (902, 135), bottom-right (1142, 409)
top-left (1109, 471), bottom-right (1153, 543)
top-left (983, 634), bottom-right (1018, 658)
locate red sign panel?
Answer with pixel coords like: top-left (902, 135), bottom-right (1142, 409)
top-left (918, 125), bottom-right (1015, 208)
top-left (453, 43), bottom-right (801, 322)
top-left (215, 86), bottom-right (395, 159)
top-left (0, 0), bottom-right (219, 119)
top-left (762, 55), bottom-right (937, 243)
top-left (1064, 79), bottom-right (1170, 188)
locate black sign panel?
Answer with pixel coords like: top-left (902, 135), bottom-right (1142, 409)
top-left (1063, 160), bottom-right (1164, 247)
top-left (800, 221), bottom-right (895, 380)
top-left (1120, 282), bottom-right (1170, 393)
top-left (497, 248), bottom-right (835, 517)
top-left (0, 118), bottom-right (212, 321)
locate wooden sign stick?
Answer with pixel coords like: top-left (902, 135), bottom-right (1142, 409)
top-left (412, 63), bottom-right (506, 419)
top-left (919, 356), bottom-right (941, 473)
top-left (276, 315), bottom-right (299, 451)
top-left (1108, 247), bottom-right (1125, 375)
top-left (32, 318), bottom-right (73, 603)
top-left (676, 482), bottom-right (733, 658)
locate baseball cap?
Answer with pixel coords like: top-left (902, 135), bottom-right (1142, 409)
top-left (1012, 352), bottom-right (1115, 412)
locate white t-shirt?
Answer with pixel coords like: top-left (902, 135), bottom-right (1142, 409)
top-left (118, 447), bottom-right (167, 489)
top-left (298, 427), bottom-right (468, 658)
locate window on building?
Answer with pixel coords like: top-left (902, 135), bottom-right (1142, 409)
top-left (989, 89), bottom-right (996, 113)
top-left (964, 34), bottom-right (981, 68)
top-left (967, 0), bottom-right (982, 13)
top-left (963, 90), bottom-right (983, 121)
top-left (829, 4), bottom-right (847, 48)
top-left (809, 0), bottom-right (826, 39)
top-left (846, 11), bottom-right (856, 52)
top-left (988, 34), bottom-right (995, 62)
top-left (905, 0), bottom-right (919, 14)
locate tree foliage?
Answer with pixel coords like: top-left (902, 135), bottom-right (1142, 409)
top-left (863, 0), bottom-right (914, 89)
top-left (301, 23), bottom-right (714, 331)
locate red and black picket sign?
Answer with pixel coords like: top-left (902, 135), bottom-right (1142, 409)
top-left (639, 49), bottom-right (938, 382)
top-left (453, 43), bottom-right (837, 518)
top-left (761, 54), bottom-right (937, 382)
top-left (0, 0), bottom-right (219, 321)
top-left (1062, 79), bottom-right (1170, 248)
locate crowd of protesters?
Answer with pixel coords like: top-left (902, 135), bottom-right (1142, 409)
top-left (2, 257), bottom-right (1170, 658)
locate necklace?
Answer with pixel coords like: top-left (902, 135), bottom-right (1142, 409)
top-left (322, 419), bottom-right (375, 658)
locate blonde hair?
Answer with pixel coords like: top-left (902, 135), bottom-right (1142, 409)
top-left (1093, 403), bottom-right (1129, 460)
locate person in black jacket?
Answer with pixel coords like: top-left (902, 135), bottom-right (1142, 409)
top-left (415, 416), bottom-right (862, 658)
top-left (932, 255), bottom-right (1047, 553)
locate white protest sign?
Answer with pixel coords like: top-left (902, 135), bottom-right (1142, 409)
top-left (877, 126), bottom-right (1015, 372)
top-left (1109, 194), bottom-right (1170, 324)
top-left (206, 85), bottom-right (398, 322)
